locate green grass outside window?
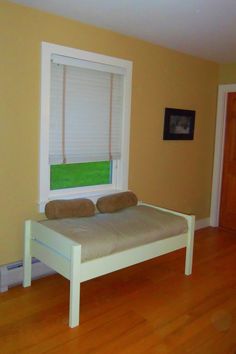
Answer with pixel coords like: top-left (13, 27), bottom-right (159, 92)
top-left (50, 161), bottom-right (112, 190)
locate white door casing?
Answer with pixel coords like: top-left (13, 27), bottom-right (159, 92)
top-left (210, 84), bottom-right (236, 226)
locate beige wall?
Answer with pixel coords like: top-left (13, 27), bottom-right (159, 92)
top-left (219, 63), bottom-right (236, 84)
top-left (1, 0), bottom-right (219, 265)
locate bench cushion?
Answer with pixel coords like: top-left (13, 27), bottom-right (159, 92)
top-left (45, 198), bottom-right (95, 219)
top-left (96, 191), bottom-right (138, 213)
top-left (40, 205), bottom-right (188, 262)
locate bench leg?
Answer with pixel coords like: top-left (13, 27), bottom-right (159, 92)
top-left (69, 245), bottom-right (81, 328)
top-left (185, 216), bottom-right (195, 276)
top-left (23, 220), bottom-right (32, 287)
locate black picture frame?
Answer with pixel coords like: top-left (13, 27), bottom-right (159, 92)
top-left (163, 108), bottom-right (195, 140)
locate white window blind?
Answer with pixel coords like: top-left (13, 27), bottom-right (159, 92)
top-left (49, 56), bottom-right (124, 165)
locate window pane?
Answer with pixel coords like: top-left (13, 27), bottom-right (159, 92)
top-left (50, 161), bottom-right (112, 190)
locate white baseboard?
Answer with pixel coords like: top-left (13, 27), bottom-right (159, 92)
top-left (195, 218), bottom-right (210, 231)
top-left (0, 259), bottom-right (55, 292)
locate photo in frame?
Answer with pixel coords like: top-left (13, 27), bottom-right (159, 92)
top-left (163, 108), bottom-right (195, 140)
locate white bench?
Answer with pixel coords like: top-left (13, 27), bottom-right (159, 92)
top-left (23, 202), bottom-right (195, 328)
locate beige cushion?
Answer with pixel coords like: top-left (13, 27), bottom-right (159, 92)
top-left (96, 191), bottom-right (138, 213)
top-left (41, 205), bottom-right (188, 262)
top-left (45, 198), bottom-right (95, 219)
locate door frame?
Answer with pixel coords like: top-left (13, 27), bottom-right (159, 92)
top-left (210, 84), bottom-right (236, 226)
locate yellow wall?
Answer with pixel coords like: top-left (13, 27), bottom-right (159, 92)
top-left (219, 63), bottom-right (236, 84)
top-left (1, 0), bottom-right (219, 265)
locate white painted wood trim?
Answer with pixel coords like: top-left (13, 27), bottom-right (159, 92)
top-left (42, 42), bottom-right (132, 70)
top-left (80, 234), bottom-right (187, 282)
top-left (210, 84), bottom-right (236, 227)
top-left (140, 202), bottom-right (194, 221)
top-left (185, 215), bottom-right (195, 275)
top-left (69, 245), bottom-right (81, 328)
top-left (23, 204), bottom-right (195, 328)
top-left (39, 42), bottom-right (133, 212)
top-left (23, 221), bottom-right (32, 287)
top-left (1, 260), bottom-right (54, 292)
top-left (30, 220), bottom-right (78, 259)
top-left (21, 216), bottom-right (204, 286)
top-left (31, 240), bottom-right (71, 279)
top-left (141, 202), bottom-right (209, 231)
top-left (25, 223), bottom-right (188, 283)
top-left (195, 218), bottom-right (210, 230)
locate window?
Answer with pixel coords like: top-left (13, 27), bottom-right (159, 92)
top-left (39, 42), bottom-right (132, 211)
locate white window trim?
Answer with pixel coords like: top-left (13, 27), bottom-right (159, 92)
top-left (39, 42), bottom-right (132, 212)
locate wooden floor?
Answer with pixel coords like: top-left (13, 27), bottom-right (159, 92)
top-left (1, 227), bottom-right (236, 354)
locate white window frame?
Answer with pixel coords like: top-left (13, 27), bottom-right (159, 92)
top-left (39, 42), bottom-right (132, 212)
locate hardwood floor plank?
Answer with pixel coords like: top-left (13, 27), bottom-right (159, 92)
top-left (0, 227), bottom-right (236, 354)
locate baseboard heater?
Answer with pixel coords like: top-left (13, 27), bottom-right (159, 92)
top-left (0, 258), bottom-right (55, 292)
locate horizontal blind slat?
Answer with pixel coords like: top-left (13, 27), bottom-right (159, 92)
top-left (49, 61), bottom-right (123, 165)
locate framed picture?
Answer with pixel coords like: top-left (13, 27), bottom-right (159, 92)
top-left (163, 108), bottom-right (195, 140)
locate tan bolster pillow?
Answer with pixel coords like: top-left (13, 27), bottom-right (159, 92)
top-left (45, 198), bottom-right (95, 219)
top-left (96, 191), bottom-right (138, 213)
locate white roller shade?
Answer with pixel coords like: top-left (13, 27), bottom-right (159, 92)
top-left (49, 57), bottom-right (124, 165)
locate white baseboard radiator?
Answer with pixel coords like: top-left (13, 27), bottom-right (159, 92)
top-left (0, 258), bottom-right (55, 292)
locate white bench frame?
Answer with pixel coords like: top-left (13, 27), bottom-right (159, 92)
top-left (23, 203), bottom-right (195, 328)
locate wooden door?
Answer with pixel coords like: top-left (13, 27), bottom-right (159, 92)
top-left (219, 92), bottom-right (236, 231)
